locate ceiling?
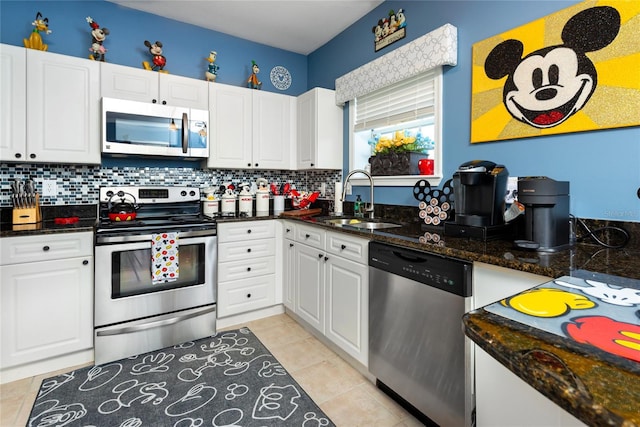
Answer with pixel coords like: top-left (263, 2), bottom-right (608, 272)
top-left (107, 0), bottom-right (385, 55)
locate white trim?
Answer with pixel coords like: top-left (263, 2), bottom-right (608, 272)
top-left (335, 23), bottom-right (457, 105)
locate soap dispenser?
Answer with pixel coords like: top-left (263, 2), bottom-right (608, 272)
top-left (354, 195), bottom-right (364, 218)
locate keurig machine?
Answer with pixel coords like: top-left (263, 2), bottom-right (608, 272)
top-left (445, 160), bottom-right (510, 240)
top-left (516, 176), bottom-right (571, 252)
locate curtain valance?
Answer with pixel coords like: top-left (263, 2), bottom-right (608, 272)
top-left (335, 23), bottom-right (457, 105)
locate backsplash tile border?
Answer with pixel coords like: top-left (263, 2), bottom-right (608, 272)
top-left (1, 163), bottom-right (342, 206)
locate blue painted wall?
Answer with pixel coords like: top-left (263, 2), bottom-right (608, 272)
top-left (2, 0), bottom-right (638, 221)
top-left (310, 1), bottom-right (640, 222)
top-left (0, 0), bottom-right (307, 94)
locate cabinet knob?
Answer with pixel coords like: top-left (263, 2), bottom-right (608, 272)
top-left (42, 246), bottom-right (50, 251)
top-left (318, 253), bottom-right (323, 258)
top-left (29, 153), bottom-right (36, 159)
top-left (305, 234), bottom-right (310, 239)
top-left (286, 228), bottom-right (291, 233)
top-left (341, 244), bottom-right (346, 250)
top-left (289, 243), bottom-right (294, 247)
top-left (82, 260), bottom-right (89, 265)
top-left (247, 163), bottom-right (252, 167)
top-left (162, 100), bottom-right (167, 105)
top-left (255, 163), bottom-right (259, 167)
top-left (247, 293), bottom-right (252, 298)
top-left (14, 153), bottom-right (22, 159)
top-left (247, 248), bottom-right (252, 252)
top-left (152, 99), bottom-right (157, 103)
top-left (247, 267), bottom-right (252, 272)
top-left (247, 229), bottom-right (252, 234)
top-left (310, 163), bottom-right (315, 167)
top-left (324, 256), bottom-right (329, 261)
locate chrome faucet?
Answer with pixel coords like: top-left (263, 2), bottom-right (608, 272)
top-left (341, 169), bottom-right (375, 219)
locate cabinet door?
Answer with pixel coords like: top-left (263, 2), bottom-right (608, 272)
top-left (159, 73), bottom-right (209, 110)
top-left (100, 62), bottom-right (159, 103)
top-left (0, 44), bottom-right (27, 162)
top-left (325, 255), bottom-right (368, 365)
top-left (252, 90), bottom-right (293, 169)
top-left (208, 84), bottom-right (252, 168)
top-left (294, 243), bottom-right (325, 333)
top-left (0, 257), bottom-right (93, 368)
top-left (26, 50), bottom-right (100, 164)
top-left (296, 89), bottom-right (315, 169)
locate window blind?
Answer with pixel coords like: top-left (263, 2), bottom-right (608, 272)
top-left (354, 68), bottom-right (437, 131)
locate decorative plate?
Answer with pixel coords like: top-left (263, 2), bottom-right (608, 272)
top-left (270, 66), bottom-right (292, 90)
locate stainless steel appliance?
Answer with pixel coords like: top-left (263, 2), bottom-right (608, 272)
top-left (102, 97), bottom-right (209, 159)
top-left (516, 176), bottom-right (571, 252)
top-left (368, 241), bottom-right (474, 427)
top-left (94, 186), bottom-right (217, 365)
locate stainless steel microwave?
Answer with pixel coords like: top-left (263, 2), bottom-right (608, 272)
top-left (102, 97), bottom-right (209, 159)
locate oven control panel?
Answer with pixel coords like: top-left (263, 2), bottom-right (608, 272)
top-left (100, 186), bottom-right (200, 204)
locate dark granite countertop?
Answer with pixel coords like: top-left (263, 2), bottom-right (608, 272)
top-left (464, 304), bottom-right (640, 426)
top-left (282, 214), bottom-right (640, 281)
top-left (0, 205), bottom-right (97, 237)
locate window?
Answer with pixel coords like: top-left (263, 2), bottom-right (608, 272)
top-left (349, 67), bottom-right (443, 186)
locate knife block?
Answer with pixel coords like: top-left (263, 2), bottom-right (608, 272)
top-left (12, 194), bottom-right (42, 230)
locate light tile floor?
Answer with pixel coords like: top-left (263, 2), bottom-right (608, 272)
top-left (0, 313), bottom-right (422, 426)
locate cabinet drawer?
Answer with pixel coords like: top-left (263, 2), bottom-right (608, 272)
top-left (326, 232), bottom-right (369, 264)
top-left (1, 232), bottom-right (93, 265)
top-left (295, 224), bottom-right (325, 250)
top-left (218, 220), bottom-right (275, 242)
top-left (218, 274), bottom-right (276, 317)
top-left (218, 239), bottom-right (275, 262)
top-left (218, 256), bottom-right (275, 281)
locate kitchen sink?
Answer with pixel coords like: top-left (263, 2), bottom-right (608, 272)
top-left (322, 217), bottom-right (402, 230)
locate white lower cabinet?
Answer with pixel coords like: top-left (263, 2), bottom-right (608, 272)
top-left (217, 220), bottom-right (280, 318)
top-left (0, 232), bottom-right (94, 382)
top-left (286, 221), bottom-right (369, 366)
top-left (473, 262), bottom-right (585, 427)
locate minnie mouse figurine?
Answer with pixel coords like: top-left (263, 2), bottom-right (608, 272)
top-left (142, 40), bottom-right (168, 73)
top-left (86, 16), bottom-right (109, 61)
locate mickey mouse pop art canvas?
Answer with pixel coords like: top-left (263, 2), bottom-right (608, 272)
top-left (470, 1), bottom-right (640, 143)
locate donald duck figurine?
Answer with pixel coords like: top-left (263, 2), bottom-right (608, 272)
top-left (205, 50), bottom-right (219, 82)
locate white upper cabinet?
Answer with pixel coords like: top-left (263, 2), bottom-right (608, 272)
top-left (101, 62), bottom-right (209, 110)
top-left (296, 87), bottom-right (343, 170)
top-left (0, 46), bottom-right (100, 164)
top-left (208, 83), bottom-right (294, 169)
top-left (0, 44), bottom-right (26, 162)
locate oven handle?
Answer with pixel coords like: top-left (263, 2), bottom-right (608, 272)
top-left (96, 305), bottom-right (216, 336)
top-left (96, 228), bottom-right (217, 244)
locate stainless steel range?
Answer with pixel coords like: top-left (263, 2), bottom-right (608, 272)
top-left (94, 186), bottom-right (217, 365)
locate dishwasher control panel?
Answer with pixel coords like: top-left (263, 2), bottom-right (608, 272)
top-left (368, 241), bottom-right (472, 297)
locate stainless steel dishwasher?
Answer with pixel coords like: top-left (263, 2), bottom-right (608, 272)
top-left (368, 241), bottom-right (474, 427)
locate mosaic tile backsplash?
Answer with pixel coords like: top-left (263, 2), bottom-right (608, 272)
top-left (1, 163), bottom-right (342, 207)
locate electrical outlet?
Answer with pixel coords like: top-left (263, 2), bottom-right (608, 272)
top-left (42, 180), bottom-right (57, 196)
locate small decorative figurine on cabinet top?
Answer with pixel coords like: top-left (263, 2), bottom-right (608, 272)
top-left (23, 12), bottom-right (52, 51)
top-left (205, 50), bottom-right (219, 82)
top-left (247, 60), bottom-right (262, 89)
top-left (142, 40), bottom-right (168, 73)
top-left (86, 17), bottom-right (109, 62)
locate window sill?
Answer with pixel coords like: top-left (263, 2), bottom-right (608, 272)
top-left (348, 175), bottom-right (443, 187)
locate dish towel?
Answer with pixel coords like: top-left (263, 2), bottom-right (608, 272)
top-left (151, 232), bottom-right (179, 284)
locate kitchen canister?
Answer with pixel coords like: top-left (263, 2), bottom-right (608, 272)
top-left (202, 187), bottom-right (219, 217)
top-left (273, 195), bottom-right (285, 214)
top-left (255, 178), bottom-right (270, 214)
top-left (238, 185), bottom-right (253, 216)
top-left (221, 188), bottom-right (237, 216)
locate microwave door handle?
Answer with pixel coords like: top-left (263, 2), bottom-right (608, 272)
top-left (181, 112), bottom-right (188, 154)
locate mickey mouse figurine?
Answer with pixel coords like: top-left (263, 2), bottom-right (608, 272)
top-left (142, 40), bottom-right (168, 73)
top-left (247, 60), bottom-right (262, 89)
top-left (86, 17), bottom-right (109, 62)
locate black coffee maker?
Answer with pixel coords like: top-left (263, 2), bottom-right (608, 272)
top-left (516, 177), bottom-right (571, 252)
top-left (445, 160), bottom-right (510, 239)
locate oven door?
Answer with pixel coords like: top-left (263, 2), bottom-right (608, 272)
top-left (95, 232), bottom-right (216, 328)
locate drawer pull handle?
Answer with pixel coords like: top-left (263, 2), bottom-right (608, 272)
top-left (247, 293), bottom-right (252, 298)
top-left (82, 260), bottom-right (89, 265)
top-left (341, 244), bottom-right (346, 250)
top-left (43, 245), bottom-right (50, 251)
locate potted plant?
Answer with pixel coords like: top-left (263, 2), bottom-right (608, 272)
top-left (368, 130), bottom-right (434, 175)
